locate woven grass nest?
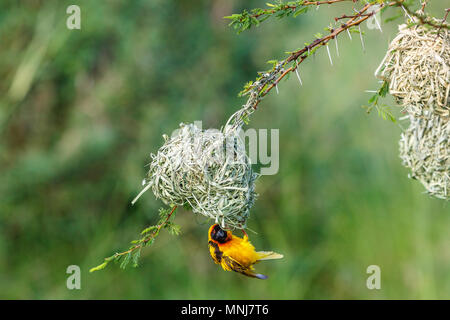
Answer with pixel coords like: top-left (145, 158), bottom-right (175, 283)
top-left (132, 123), bottom-right (258, 229)
top-left (375, 19), bottom-right (449, 118)
top-left (399, 111), bottom-right (449, 200)
top-left (375, 18), bottom-right (449, 200)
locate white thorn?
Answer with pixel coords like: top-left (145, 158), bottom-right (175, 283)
top-left (365, 90), bottom-right (378, 93)
top-left (401, 5), bottom-right (413, 21)
top-left (335, 37), bottom-right (340, 57)
top-left (359, 25), bottom-right (365, 52)
top-left (374, 15), bottom-right (382, 32)
top-left (316, 5), bottom-right (320, 11)
top-left (275, 83), bottom-right (279, 94)
top-left (295, 64), bottom-right (303, 86)
top-left (326, 44), bottom-right (333, 66)
top-left (347, 28), bottom-right (352, 41)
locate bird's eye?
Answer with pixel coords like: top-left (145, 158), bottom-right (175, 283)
top-left (212, 225), bottom-right (228, 243)
top-left (216, 229), bottom-right (226, 240)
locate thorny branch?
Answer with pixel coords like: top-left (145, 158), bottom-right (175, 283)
top-left (247, 0), bottom-right (353, 20)
top-left (114, 205), bottom-right (178, 258)
top-left (237, 3), bottom-right (386, 115)
top-left (435, 8), bottom-right (450, 39)
top-left (227, 0), bottom-right (450, 129)
top-left (89, 205), bottom-right (178, 272)
top-left (262, 3), bottom-right (383, 98)
top-left (392, 0), bottom-right (450, 30)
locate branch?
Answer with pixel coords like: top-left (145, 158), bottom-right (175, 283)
top-left (90, 205), bottom-right (179, 272)
top-left (251, 0), bottom-right (352, 19)
top-left (435, 8), bottom-right (450, 38)
top-left (225, 0), bottom-right (356, 33)
top-left (227, 1), bottom-right (389, 130)
top-left (225, 0), bottom-right (450, 130)
top-left (262, 3), bottom-right (382, 98)
top-left (393, 0), bottom-right (450, 30)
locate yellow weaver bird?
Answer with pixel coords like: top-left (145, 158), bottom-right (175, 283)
top-left (208, 224), bottom-right (283, 279)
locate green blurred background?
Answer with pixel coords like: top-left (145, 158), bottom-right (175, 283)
top-left (0, 0), bottom-right (449, 299)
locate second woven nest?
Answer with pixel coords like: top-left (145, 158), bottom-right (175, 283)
top-left (376, 19), bottom-right (449, 200)
top-left (375, 21), bottom-right (449, 118)
top-left (399, 111), bottom-right (449, 200)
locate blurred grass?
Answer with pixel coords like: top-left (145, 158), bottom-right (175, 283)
top-left (0, 0), bottom-right (449, 299)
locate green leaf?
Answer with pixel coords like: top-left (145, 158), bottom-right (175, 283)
top-left (120, 252), bottom-right (132, 269)
top-left (132, 249), bottom-right (141, 268)
top-left (368, 94), bottom-right (378, 104)
top-left (379, 81), bottom-right (389, 97)
top-left (143, 237), bottom-right (155, 247)
top-left (167, 223), bottom-right (181, 236)
top-left (89, 261), bottom-right (109, 273)
top-left (241, 114), bottom-right (250, 125)
top-left (293, 7), bottom-right (308, 17)
top-left (141, 225), bottom-right (157, 235)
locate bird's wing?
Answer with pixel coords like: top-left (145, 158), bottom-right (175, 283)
top-left (208, 241), bottom-right (223, 265)
top-left (222, 255), bottom-right (268, 280)
top-left (256, 251), bottom-right (284, 261)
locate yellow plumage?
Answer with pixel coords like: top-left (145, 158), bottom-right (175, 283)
top-left (208, 224), bottom-right (283, 279)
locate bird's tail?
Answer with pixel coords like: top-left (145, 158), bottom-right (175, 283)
top-left (254, 273), bottom-right (268, 280)
top-left (243, 269), bottom-right (269, 280)
top-left (256, 251), bottom-right (284, 261)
